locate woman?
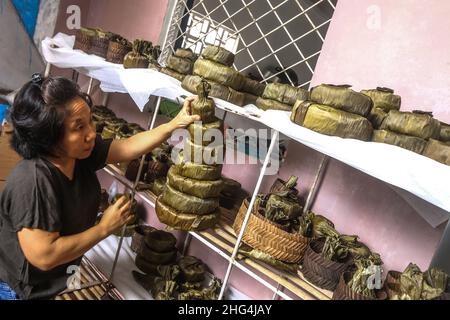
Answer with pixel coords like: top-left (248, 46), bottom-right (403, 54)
top-left (0, 74), bottom-right (199, 299)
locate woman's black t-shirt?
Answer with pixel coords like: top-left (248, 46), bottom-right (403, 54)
top-left (0, 135), bottom-right (112, 299)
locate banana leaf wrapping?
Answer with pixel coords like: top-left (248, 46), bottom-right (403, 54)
top-left (238, 244), bottom-right (299, 273)
top-left (440, 122), bottom-right (450, 142)
top-left (187, 119), bottom-right (224, 146)
top-left (191, 80), bottom-right (217, 123)
top-left (346, 254), bottom-right (383, 299)
top-left (155, 197), bottom-right (219, 231)
top-left (221, 177), bottom-right (242, 197)
top-left (262, 83), bottom-right (310, 106)
top-left (92, 105), bottom-right (116, 117)
top-left (311, 84), bottom-right (373, 117)
top-left (144, 230), bottom-right (177, 253)
top-left (291, 101), bottom-right (373, 141)
top-left (131, 225), bottom-right (156, 254)
top-left (160, 67), bottom-right (186, 81)
top-left (98, 189), bottom-right (109, 213)
top-left (123, 40), bottom-right (150, 68)
top-left (150, 178), bottom-right (167, 196)
top-left (340, 235), bottom-right (372, 260)
top-left (264, 194), bottom-right (302, 226)
top-left (135, 255), bottom-right (174, 275)
top-left (166, 55), bottom-right (194, 75)
top-left (322, 235), bottom-right (350, 262)
top-left (243, 93), bottom-right (258, 106)
top-left (298, 211), bottom-right (337, 239)
top-left (174, 48), bottom-right (197, 61)
top-left (74, 27), bottom-right (95, 52)
top-left (148, 58), bottom-right (161, 71)
top-left (422, 139), bottom-right (450, 166)
top-left (132, 271), bottom-right (178, 300)
top-left (201, 45), bottom-right (235, 66)
top-left (361, 87), bottom-right (401, 112)
top-left (161, 184), bottom-right (219, 215)
top-left (372, 130), bottom-right (427, 154)
top-left (368, 107), bottom-right (388, 129)
top-left (182, 75), bottom-right (246, 106)
top-left (178, 278), bottom-right (222, 300)
top-left (193, 58), bottom-right (244, 90)
top-left (145, 160), bottom-right (169, 183)
top-left (177, 161), bottom-right (222, 181)
top-left (185, 138), bottom-right (224, 166)
top-left (182, 75), bottom-right (229, 101)
top-left (380, 110), bottom-right (441, 140)
top-left (178, 256), bottom-right (207, 283)
top-left (389, 264), bottom-right (449, 300)
top-left (256, 97), bottom-right (293, 111)
top-left (167, 166), bottom-right (223, 199)
top-left (140, 244), bottom-right (178, 265)
top-left (241, 77), bottom-right (266, 96)
top-left (106, 35), bottom-right (132, 64)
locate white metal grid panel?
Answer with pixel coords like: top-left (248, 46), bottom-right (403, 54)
top-left (161, 0), bottom-right (337, 89)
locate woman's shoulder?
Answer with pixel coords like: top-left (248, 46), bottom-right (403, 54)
top-left (6, 158), bottom-right (56, 190)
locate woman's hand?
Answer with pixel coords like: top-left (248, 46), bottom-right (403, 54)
top-left (168, 96), bottom-right (201, 130)
top-left (98, 196), bottom-right (134, 235)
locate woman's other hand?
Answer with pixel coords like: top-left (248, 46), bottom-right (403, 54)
top-left (98, 196), bottom-right (134, 235)
top-left (169, 96), bottom-right (201, 129)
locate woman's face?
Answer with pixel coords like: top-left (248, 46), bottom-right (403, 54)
top-left (59, 96), bottom-right (96, 160)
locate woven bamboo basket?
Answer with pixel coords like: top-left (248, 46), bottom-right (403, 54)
top-left (232, 198), bottom-right (309, 264)
top-left (332, 271), bottom-right (387, 300)
top-left (106, 41), bottom-right (131, 64)
top-left (74, 29), bottom-right (93, 53)
top-left (90, 35), bottom-right (110, 58)
top-left (301, 239), bottom-right (352, 291)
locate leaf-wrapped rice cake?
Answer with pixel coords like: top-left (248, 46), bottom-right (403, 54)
top-left (167, 166), bottom-right (223, 199)
top-left (177, 161), bottom-right (222, 181)
top-left (256, 97), bottom-right (293, 111)
top-left (380, 110), bottom-right (441, 140)
top-left (262, 83), bottom-right (309, 106)
top-left (187, 119), bottom-right (224, 147)
top-left (190, 80), bottom-right (217, 123)
top-left (439, 122), bottom-right (450, 142)
top-left (193, 58), bottom-right (244, 90)
top-left (160, 184), bottom-right (219, 215)
top-left (160, 67), bottom-right (186, 81)
top-left (372, 130), bottom-right (427, 154)
top-left (361, 87), bottom-right (401, 112)
top-left (311, 84), bottom-right (373, 117)
top-left (241, 77), bottom-right (266, 96)
top-left (184, 138), bottom-right (223, 165)
top-left (368, 107), bottom-right (388, 129)
top-left (150, 177), bottom-right (167, 196)
top-left (182, 75), bottom-right (246, 106)
top-left (174, 48), bottom-right (197, 61)
top-left (243, 93), bottom-right (258, 106)
top-left (155, 197), bottom-right (219, 231)
top-left (123, 39), bottom-right (151, 69)
top-left (201, 45), bottom-right (235, 66)
top-left (178, 256), bottom-right (207, 283)
top-left (291, 101), bottom-right (373, 141)
top-left (422, 139), bottom-right (450, 165)
top-left (166, 55), bottom-right (194, 75)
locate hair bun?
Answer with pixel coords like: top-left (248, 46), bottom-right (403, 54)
top-left (31, 73), bottom-right (43, 85)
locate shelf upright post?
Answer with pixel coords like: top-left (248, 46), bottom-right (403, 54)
top-left (87, 77), bottom-right (94, 95)
top-left (218, 130), bottom-right (280, 300)
top-left (44, 62), bottom-right (52, 78)
top-left (106, 96), bottom-right (163, 285)
top-left (303, 155), bottom-right (329, 214)
top-left (182, 233), bottom-right (192, 256)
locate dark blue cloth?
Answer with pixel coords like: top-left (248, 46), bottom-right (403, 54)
top-left (0, 282), bottom-right (19, 300)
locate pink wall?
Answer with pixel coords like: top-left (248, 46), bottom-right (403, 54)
top-left (298, 0), bottom-right (450, 273)
top-left (311, 0), bottom-right (450, 122)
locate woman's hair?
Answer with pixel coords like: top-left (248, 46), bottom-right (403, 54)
top-left (10, 75), bottom-right (92, 159)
